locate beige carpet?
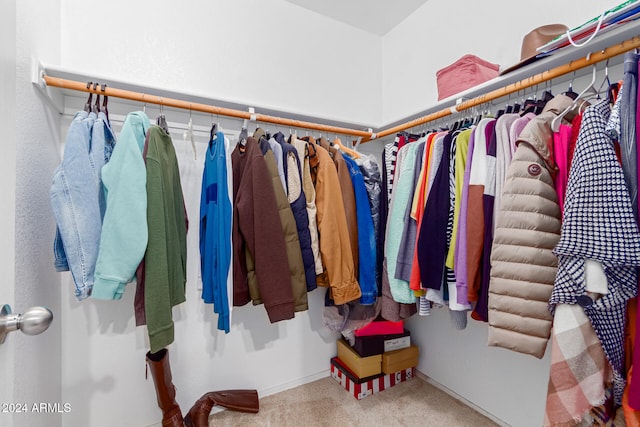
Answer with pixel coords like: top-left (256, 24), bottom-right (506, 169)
top-left (207, 375), bottom-right (499, 426)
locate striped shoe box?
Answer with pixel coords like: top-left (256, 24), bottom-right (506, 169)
top-left (330, 357), bottom-right (415, 400)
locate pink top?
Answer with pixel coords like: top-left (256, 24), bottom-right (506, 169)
top-left (553, 124), bottom-right (572, 217)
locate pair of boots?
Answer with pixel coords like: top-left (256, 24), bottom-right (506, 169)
top-left (146, 349), bottom-right (259, 427)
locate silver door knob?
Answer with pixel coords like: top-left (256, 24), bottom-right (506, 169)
top-left (0, 304), bottom-right (53, 344)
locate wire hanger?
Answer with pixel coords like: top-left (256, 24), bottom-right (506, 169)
top-left (551, 65), bottom-right (598, 132)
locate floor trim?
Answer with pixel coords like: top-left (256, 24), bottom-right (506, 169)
top-left (415, 370), bottom-right (510, 427)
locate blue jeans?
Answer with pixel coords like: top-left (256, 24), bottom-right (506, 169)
top-left (51, 111), bottom-right (115, 300)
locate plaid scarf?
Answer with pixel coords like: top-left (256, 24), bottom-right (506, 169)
top-left (551, 100), bottom-right (640, 405)
top-left (544, 303), bottom-right (613, 426)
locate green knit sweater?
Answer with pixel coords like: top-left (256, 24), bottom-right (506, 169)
top-left (144, 126), bottom-right (187, 353)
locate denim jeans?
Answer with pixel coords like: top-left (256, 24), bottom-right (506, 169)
top-left (51, 111), bottom-right (114, 300)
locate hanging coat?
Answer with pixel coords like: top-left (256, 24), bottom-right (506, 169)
top-left (231, 137), bottom-right (295, 323)
top-left (276, 132), bottom-right (317, 292)
top-left (488, 94), bottom-right (574, 359)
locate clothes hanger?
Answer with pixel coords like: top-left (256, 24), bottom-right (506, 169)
top-left (183, 108), bottom-right (197, 160)
top-left (100, 84), bottom-right (109, 123)
top-left (551, 65), bottom-right (598, 132)
top-left (535, 84), bottom-right (554, 114)
top-left (84, 81), bottom-right (93, 113)
top-left (520, 83), bottom-right (539, 116)
top-left (564, 72), bottom-right (579, 100)
top-left (595, 59), bottom-right (611, 101)
top-left (238, 119), bottom-right (249, 150)
top-left (156, 99), bottom-right (169, 134)
top-left (512, 91), bottom-right (522, 114)
top-left (334, 136), bottom-right (361, 159)
top-left (91, 83), bottom-right (101, 113)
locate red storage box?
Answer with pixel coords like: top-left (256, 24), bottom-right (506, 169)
top-left (436, 54), bottom-right (499, 100)
top-left (354, 320), bottom-right (404, 337)
top-left (330, 357), bottom-right (415, 400)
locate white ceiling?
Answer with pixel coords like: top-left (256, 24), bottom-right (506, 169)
top-left (285, 0), bottom-right (431, 36)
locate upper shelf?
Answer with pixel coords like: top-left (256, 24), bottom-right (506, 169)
top-left (35, 19), bottom-right (640, 143)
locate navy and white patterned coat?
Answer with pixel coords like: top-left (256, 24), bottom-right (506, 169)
top-left (551, 99), bottom-right (640, 405)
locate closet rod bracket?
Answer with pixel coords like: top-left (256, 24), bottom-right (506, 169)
top-left (31, 58), bottom-right (64, 115)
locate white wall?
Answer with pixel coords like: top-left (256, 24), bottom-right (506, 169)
top-left (56, 1), bottom-right (377, 426)
top-left (11, 1), bottom-right (629, 426)
top-left (382, 2), bottom-right (627, 426)
top-left (0, 1), bottom-right (17, 425)
top-left (57, 101), bottom-right (341, 427)
top-left (381, 0), bottom-right (626, 124)
top-left (60, 0), bottom-right (383, 128)
top-left (11, 1), bottom-right (64, 427)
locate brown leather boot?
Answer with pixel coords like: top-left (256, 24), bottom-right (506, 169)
top-left (184, 389), bottom-right (259, 427)
top-left (146, 349), bottom-right (184, 427)
top-left (207, 390), bottom-right (259, 413)
top-left (184, 393), bottom-right (213, 427)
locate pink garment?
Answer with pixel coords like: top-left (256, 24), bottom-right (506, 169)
top-left (509, 113), bottom-right (536, 154)
top-left (553, 124), bottom-right (572, 217)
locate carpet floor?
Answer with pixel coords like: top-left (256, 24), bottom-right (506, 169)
top-left (207, 374), bottom-right (499, 426)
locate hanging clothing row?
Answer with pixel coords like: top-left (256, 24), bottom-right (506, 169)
top-left (377, 50), bottom-right (640, 426)
top-left (50, 110), bottom-right (384, 352)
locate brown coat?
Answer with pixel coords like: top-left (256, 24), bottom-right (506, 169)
top-left (488, 95), bottom-right (575, 358)
top-left (231, 137), bottom-right (295, 323)
top-left (309, 142), bottom-right (361, 305)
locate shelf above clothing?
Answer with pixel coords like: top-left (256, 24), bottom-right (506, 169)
top-left (34, 19), bottom-right (640, 144)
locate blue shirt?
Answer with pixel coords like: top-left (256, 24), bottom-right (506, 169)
top-left (200, 131), bottom-right (232, 333)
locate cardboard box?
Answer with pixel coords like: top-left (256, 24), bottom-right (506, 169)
top-left (352, 329), bottom-right (411, 357)
top-left (330, 357), bottom-right (415, 400)
top-left (354, 320), bottom-right (404, 337)
top-left (382, 345), bottom-right (419, 374)
top-left (337, 338), bottom-right (382, 378)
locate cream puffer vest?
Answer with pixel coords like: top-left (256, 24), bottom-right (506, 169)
top-left (487, 95), bottom-right (576, 359)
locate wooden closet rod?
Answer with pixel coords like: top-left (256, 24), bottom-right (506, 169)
top-left (41, 75), bottom-right (374, 138)
top-left (41, 34), bottom-right (640, 144)
top-left (369, 35), bottom-right (640, 142)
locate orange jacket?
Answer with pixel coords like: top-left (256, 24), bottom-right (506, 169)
top-left (308, 142), bottom-right (361, 304)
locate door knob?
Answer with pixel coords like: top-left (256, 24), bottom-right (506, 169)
top-left (0, 304), bottom-right (53, 344)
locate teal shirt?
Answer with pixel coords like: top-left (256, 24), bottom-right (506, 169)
top-left (385, 142), bottom-right (420, 304)
top-left (92, 112), bottom-right (151, 300)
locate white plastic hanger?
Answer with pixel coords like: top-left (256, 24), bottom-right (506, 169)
top-left (183, 108), bottom-right (197, 160)
top-left (551, 65), bottom-right (598, 132)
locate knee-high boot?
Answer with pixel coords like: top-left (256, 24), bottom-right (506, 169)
top-left (146, 348), bottom-right (184, 427)
top-left (184, 389), bottom-right (259, 427)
